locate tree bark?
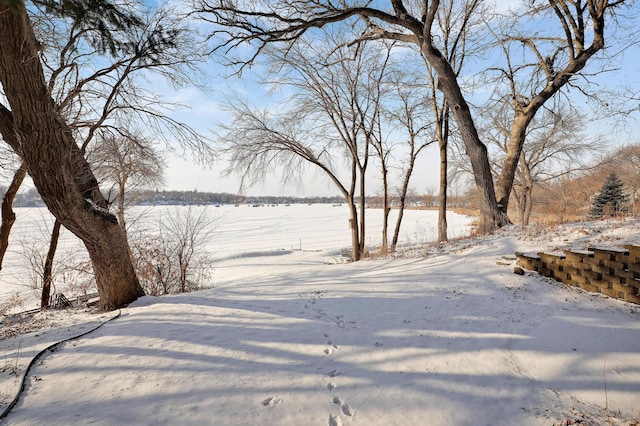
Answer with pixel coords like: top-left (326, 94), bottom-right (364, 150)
top-left (41, 219), bottom-right (61, 310)
top-left (358, 171), bottom-right (367, 258)
top-left (495, 113), bottom-right (531, 212)
top-left (347, 201), bottom-right (361, 261)
top-left (0, 4), bottom-right (144, 310)
top-left (438, 137), bottom-right (448, 243)
top-left (380, 167), bottom-right (389, 255)
top-left (391, 168), bottom-right (411, 252)
top-left (0, 162), bottom-right (27, 271)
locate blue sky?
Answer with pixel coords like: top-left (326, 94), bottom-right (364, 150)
top-left (6, 0), bottom-right (636, 199)
top-left (157, 1), bottom-right (640, 198)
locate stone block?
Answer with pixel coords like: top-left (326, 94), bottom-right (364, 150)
top-left (624, 292), bottom-right (640, 305)
top-left (603, 259), bottom-right (625, 270)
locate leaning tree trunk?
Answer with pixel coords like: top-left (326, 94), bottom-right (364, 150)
top-left (495, 113), bottom-right (533, 215)
top-left (41, 219), bottom-right (61, 310)
top-left (391, 145), bottom-right (417, 252)
top-left (0, 4), bottom-right (144, 310)
top-left (0, 162), bottom-right (26, 270)
top-left (420, 42), bottom-right (509, 232)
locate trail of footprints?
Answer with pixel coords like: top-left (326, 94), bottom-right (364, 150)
top-left (302, 292), bottom-right (357, 424)
top-left (262, 292), bottom-right (358, 424)
top-left (323, 333), bottom-right (355, 425)
top-left (302, 290), bottom-right (359, 330)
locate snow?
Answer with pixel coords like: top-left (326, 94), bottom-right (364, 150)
top-left (0, 205), bottom-right (474, 312)
top-left (1, 215), bottom-right (640, 425)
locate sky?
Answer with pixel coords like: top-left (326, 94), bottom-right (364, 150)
top-left (152, 1), bottom-right (640, 198)
top-left (2, 0), bottom-right (638, 199)
top-left (163, 150), bottom-right (445, 198)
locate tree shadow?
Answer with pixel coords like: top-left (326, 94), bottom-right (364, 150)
top-left (6, 239), bottom-right (640, 425)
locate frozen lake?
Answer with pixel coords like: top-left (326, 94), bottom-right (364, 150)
top-left (1, 204), bottom-right (474, 311)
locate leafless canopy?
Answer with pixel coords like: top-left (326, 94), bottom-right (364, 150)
top-left (195, 0), bottom-right (630, 232)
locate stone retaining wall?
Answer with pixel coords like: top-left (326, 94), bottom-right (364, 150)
top-left (516, 245), bottom-right (640, 305)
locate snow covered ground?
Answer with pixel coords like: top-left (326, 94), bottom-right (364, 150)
top-left (1, 215), bottom-right (640, 425)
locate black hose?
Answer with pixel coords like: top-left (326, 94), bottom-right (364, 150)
top-left (0, 310), bottom-right (122, 422)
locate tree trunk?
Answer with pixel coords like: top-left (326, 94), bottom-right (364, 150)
top-left (358, 166), bottom-right (367, 258)
top-left (515, 156), bottom-right (534, 228)
top-left (0, 4), bottom-right (144, 310)
top-left (117, 181), bottom-right (127, 235)
top-left (420, 43), bottom-right (509, 232)
top-left (523, 188), bottom-right (533, 227)
top-left (495, 113), bottom-right (533, 214)
top-left (0, 162), bottom-right (27, 270)
top-left (381, 206), bottom-right (390, 255)
top-left (347, 200), bottom-right (361, 261)
top-left (41, 219), bottom-right (61, 310)
top-left (380, 166), bottom-right (389, 255)
top-left (391, 179), bottom-right (409, 252)
top-left (391, 147), bottom-right (417, 252)
top-left (438, 137), bottom-right (448, 243)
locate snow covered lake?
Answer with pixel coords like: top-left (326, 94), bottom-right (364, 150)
top-left (1, 204), bottom-right (474, 311)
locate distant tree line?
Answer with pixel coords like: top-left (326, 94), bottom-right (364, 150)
top-left (3, 187), bottom-right (351, 208)
top-left (133, 190), bottom-right (346, 206)
top-left (0, 187), bottom-right (44, 208)
top-left (7, 188), bottom-right (449, 208)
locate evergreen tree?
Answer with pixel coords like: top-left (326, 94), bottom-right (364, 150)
top-left (591, 172), bottom-right (629, 218)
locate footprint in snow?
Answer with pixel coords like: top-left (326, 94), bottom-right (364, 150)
top-left (328, 414), bottom-right (343, 426)
top-left (341, 404), bottom-right (355, 417)
top-left (327, 369), bottom-right (343, 377)
top-left (262, 396), bottom-right (283, 407)
top-left (332, 396), bottom-right (355, 417)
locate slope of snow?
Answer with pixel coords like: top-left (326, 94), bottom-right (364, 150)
top-left (1, 218), bottom-right (640, 425)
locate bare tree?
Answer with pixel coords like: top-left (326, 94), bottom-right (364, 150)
top-left (383, 66), bottom-right (435, 251)
top-left (355, 42), bottom-right (393, 254)
top-left (0, 2), bottom-right (145, 310)
top-left (485, 104), bottom-right (600, 226)
top-left (37, 4), bottom-right (211, 157)
top-left (220, 33), bottom-right (388, 261)
top-left (195, 0), bottom-right (626, 232)
top-left (486, 1), bottom-right (625, 213)
top-left (0, 2), bottom-right (212, 309)
top-left (89, 130), bottom-right (166, 234)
